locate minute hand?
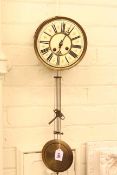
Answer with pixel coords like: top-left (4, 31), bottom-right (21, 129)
top-left (66, 26), bottom-right (75, 35)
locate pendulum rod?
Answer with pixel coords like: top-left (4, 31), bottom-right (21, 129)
top-left (48, 71), bottom-right (65, 138)
top-left (54, 71), bottom-right (61, 139)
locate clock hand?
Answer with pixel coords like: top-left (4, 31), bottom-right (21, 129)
top-left (57, 39), bottom-right (64, 54)
top-left (59, 40), bottom-right (63, 48)
top-left (61, 34), bottom-right (67, 42)
top-left (58, 34), bottom-right (67, 55)
top-left (66, 26), bottom-right (75, 35)
top-left (59, 35), bottom-right (67, 48)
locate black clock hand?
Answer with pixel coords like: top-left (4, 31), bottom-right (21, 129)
top-left (66, 26), bottom-right (75, 35)
top-left (59, 35), bottom-right (67, 48)
top-left (61, 35), bottom-right (67, 42)
top-left (59, 40), bottom-right (63, 48)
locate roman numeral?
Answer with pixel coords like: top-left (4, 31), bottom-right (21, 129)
top-left (61, 22), bottom-right (65, 33)
top-left (44, 32), bottom-right (52, 37)
top-left (52, 24), bottom-right (57, 33)
top-left (47, 53), bottom-right (53, 61)
top-left (71, 36), bottom-right (80, 40)
top-left (66, 26), bottom-right (75, 35)
top-left (72, 44), bottom-right (81, 49)
top-left (69, 50), bottom-right (78, 58)
top-left (41, 47), bottom-right (50, 54)
top-left (56, 55), bottom-right (60, 65)
top-left (40, 41), bottom-right (50, 44)
top-left (65, 56), bottom-right (69, 63)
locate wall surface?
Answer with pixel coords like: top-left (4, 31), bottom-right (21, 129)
top-left (1, 0), bottom-right (117, 175)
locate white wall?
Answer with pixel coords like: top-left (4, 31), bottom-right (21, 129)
top-left (1, 0), bottom-right (117, 175)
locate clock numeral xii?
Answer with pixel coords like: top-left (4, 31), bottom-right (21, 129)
top-left (61, 22), bottom-right (65, 33)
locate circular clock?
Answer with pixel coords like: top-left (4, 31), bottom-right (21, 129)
top-left (34, 16), bottom-right (87, 70)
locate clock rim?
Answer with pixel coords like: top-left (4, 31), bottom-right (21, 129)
top-left (34, 16), bottom-right (87, 70)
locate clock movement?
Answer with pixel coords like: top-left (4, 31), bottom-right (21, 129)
top-left (34, 16), bottom-right (87, 174)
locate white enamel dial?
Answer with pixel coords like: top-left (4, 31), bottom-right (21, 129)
top-left (34, 16), bottom-right (87, 70)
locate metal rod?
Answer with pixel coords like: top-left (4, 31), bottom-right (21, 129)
top-left (54, 71), bottom-right (61, 137)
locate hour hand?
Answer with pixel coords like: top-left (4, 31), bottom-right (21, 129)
top-left (58, 35), bottom-right (66, 48)
top-left (59, 40), bottom-right (63, 48)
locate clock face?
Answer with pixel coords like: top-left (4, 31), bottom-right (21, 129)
top-left (34, 16), bottom-right (87, 70)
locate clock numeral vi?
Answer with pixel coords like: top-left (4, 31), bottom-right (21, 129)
top-left (56, 55), bottom-right (60, 65)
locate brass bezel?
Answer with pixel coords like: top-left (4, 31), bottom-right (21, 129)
top-left (34, 16), bottom-right (87, 70)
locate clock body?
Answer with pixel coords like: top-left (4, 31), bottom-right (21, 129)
top-left (34, 16), bottom-right (87, 70)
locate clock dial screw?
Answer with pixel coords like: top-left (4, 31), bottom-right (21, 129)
top-left (65, 47), bottom-right (69, 50)
top-left (53, 48), bottom-right (56, 52)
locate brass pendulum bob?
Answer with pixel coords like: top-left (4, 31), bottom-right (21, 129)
top-left (42, 71), bottom-right (73, 173)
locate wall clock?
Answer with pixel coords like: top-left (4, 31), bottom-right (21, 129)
top-left (34, 16), bottom-right (87, 174)
top-left (34, 16), bottom-right (87, 70)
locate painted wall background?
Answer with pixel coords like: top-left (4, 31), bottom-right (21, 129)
top-left (1, 0), bottom-right (117, 175)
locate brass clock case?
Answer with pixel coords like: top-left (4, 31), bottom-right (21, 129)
top-left (34, 16), bottom-right (87, 70)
